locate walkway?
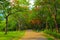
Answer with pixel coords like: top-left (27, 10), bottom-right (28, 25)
top-left (19, 30), bottom-right (48, 40)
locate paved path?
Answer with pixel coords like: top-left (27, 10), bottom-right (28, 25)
top-left (19, 30), bottom-right (48, 40)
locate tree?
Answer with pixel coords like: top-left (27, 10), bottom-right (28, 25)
top-left (0, 0), bottom-right (12, 34)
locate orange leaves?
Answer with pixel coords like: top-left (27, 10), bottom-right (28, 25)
top-left (30, 19), bottom-right (41, 25)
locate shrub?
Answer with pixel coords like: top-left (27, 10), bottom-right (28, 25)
top-left (44, 30), bottom-right (60, 39)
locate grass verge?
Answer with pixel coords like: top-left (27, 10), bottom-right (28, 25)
top-left (43, 30), bottom-right (60, 40)
top-left (0, 31), bottom-right (25, 40)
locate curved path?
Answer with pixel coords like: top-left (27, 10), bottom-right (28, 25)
top-left (19, 30), bottom-right (48, 40)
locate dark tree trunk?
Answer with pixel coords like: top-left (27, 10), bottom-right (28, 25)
top-left (49, 0), bottom-right (58, 32)
top-left (5, 16), bottom-right (8, 34)
top-left (48, 0), bottom-right (58, 32)
top-left (18, 23), bottom-right (20, 31)
top-left (18, 21), bottom-right (21, 31)
top-left (46, 21), bottom-right (48, 30)
top-left (53, 0), bottom-right (58, 32)
top-left (54, 15), bottom-right (58, 32)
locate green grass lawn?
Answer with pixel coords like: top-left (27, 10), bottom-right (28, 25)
top-left (0, 31), bottom-right (25, 40)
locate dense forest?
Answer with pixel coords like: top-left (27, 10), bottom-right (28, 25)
top-left (0, 0), bottom-right (60, 40)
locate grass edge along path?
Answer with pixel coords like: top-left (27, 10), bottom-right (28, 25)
top-left (43, 30), bottom-right (60, 40)
top-left (41, 31), bottom-right (55, 40)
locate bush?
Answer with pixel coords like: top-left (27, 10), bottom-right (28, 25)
top-left (0, 21), bottom-right (5, 31)
top-left (44, 30), bottom-right (60, 39)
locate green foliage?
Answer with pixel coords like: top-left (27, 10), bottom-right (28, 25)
top-left (47, 38), bottom-right (54, 40)
top-left (8, 19), bottom-right (17, 31)
top-left (44, 30), bottom-right (60, 39)
top-left (18, 0), bottom-right (29, 5)
top-left (0, 20), bottom-right (5, 31)
top-left (0, 16), bottom-right (3, 21)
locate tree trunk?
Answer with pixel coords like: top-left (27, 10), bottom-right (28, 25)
top-left (18, 21), bottom-right (21, 31)
top-left (46, 21), bottom-right (48, 30)
top-left (18, 23), bottom-right (20, 31)
top-left (5, 16), bottom-right (8, 34)
top-left (54, 15), bottom-right (58, 32)
top-left (54, 0), bottom-right (58, 33)
top-left (48, 0), bottom-right (58, 32)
